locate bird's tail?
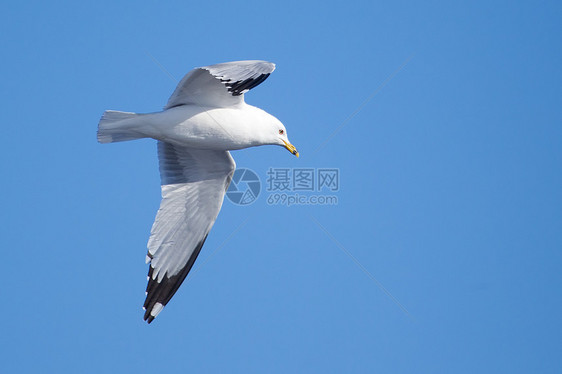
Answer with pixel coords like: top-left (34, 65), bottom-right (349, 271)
top-left (97, 110), bottom-right (146, 143)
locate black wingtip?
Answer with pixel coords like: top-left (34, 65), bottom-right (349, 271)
top-left (142, 234), bottom-right (209, 324)
top-left (224, 73), bottom-right (271, 96)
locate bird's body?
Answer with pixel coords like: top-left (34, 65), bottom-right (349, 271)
top-left (100, 103), bottom-right (282, 150)
top-left (98, 60), bottom-right (298, 323)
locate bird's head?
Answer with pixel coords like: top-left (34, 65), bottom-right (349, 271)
top-left (266, 115), bottom-right (299, 157)
top-left (276, 126), bottom-right (299, 157)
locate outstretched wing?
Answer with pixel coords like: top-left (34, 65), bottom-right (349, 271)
top-left (143, 141), bottom-right (236, 323)
top-left (165, 60), bottom-right (275, 109)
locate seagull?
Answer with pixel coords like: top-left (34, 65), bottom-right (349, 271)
top-left (97, 60), bottom-right (298, 323)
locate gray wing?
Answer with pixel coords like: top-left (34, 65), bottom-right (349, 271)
top-left (165, 60), bottom-right (276, 109)
top-left (143, 141), bottom-right (236, 323)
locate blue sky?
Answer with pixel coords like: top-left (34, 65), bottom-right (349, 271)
top-left (1, 0), bottom-right (561, 372)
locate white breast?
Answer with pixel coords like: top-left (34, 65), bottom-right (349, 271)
top-left (137, 104), bottom-right (272, 150)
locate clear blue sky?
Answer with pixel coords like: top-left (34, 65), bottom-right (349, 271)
top-left (1, 1), bottom-right (561, 372)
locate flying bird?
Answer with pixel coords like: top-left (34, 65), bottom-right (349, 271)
top-left (97, 60), bottom-right (298, 323)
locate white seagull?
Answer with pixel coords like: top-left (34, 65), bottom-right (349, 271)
top-left (97, 60), bottom-right (298, 323)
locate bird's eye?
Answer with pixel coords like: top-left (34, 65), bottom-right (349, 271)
top-left (279, 129), bottom-right (284, 135)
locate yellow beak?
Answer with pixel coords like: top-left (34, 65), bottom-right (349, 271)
top-left (282, 140), bottom-right (299, 157)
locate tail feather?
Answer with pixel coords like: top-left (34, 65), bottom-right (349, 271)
top-left (97, 110), bottom-right (145, 143)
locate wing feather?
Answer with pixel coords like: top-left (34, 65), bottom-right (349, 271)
top-left (143, 142), bottom-right (235, 323)
top-left (165, 60), bottom-right (275, 109)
